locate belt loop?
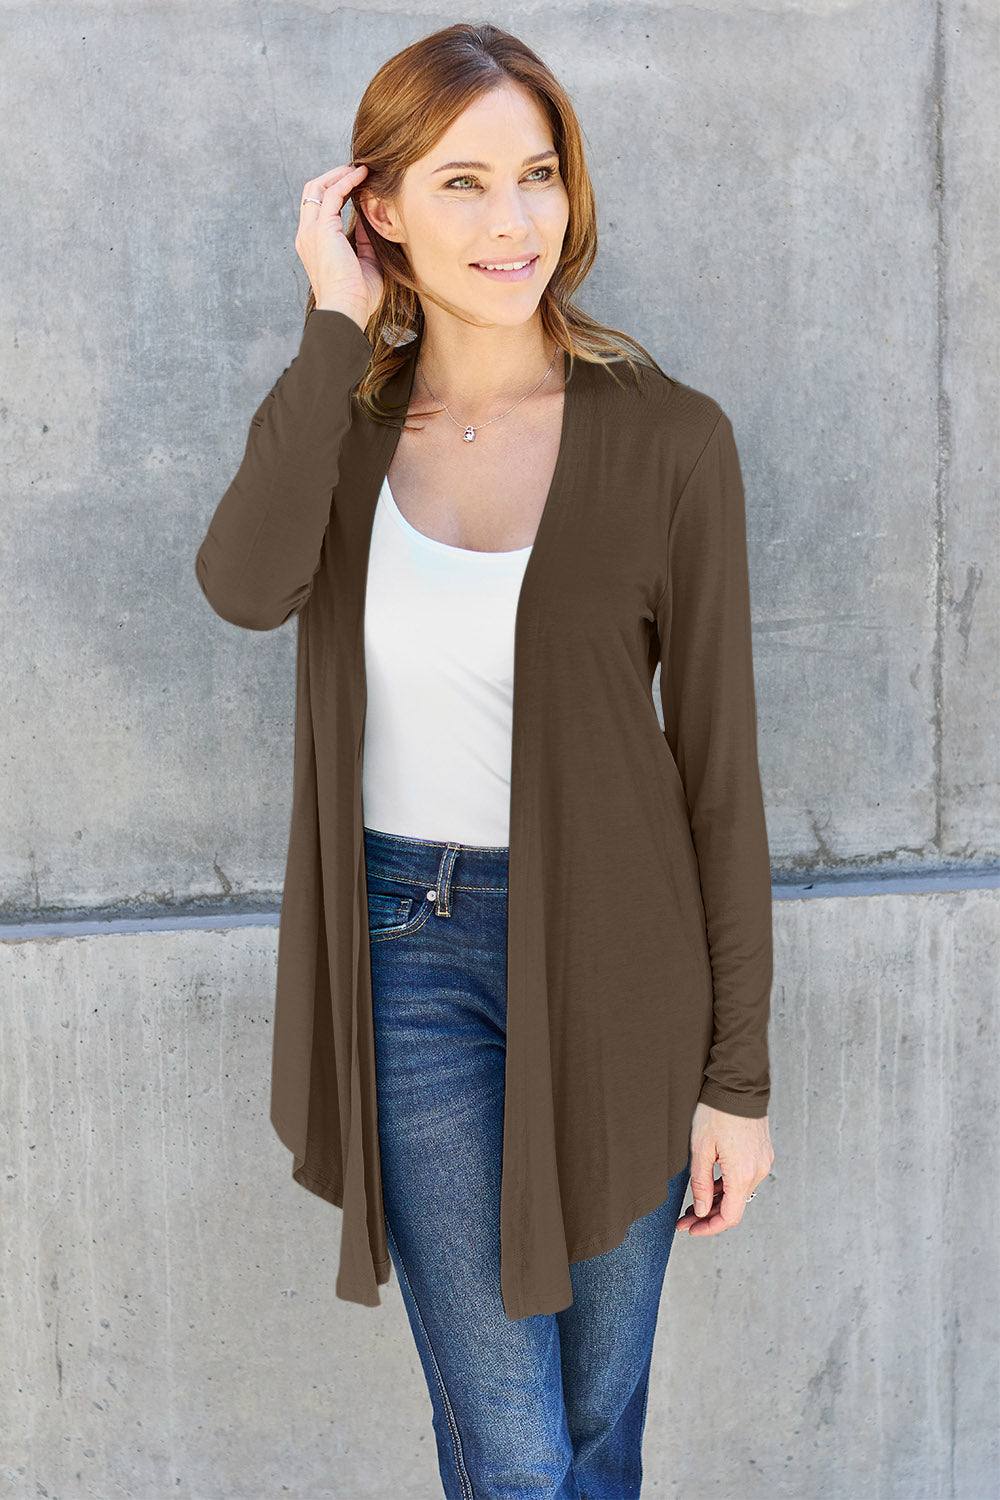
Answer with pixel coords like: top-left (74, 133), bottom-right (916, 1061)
top-left (433, 843), bottom-right (461, 917)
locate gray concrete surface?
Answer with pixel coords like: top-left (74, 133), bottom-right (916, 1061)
top-left (1, 0), bottom-right (997, 1496)
top-left (2, 890), bottom-right (997, 1498)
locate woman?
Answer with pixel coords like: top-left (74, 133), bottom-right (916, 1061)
top-left (196, 21), bottom-right (774, 1498)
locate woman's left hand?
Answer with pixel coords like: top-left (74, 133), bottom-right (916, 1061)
top-left (674, 1101), bottom-right (774, 1236)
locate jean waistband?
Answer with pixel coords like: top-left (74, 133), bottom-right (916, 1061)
top-left (363, 825), bottom-right (509, 896)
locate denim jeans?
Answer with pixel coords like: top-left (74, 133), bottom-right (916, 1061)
top-left (364, 825), bottom-right (692, 1500)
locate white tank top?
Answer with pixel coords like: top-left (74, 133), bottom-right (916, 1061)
top-left (362, 474), bottom-right (533, 846)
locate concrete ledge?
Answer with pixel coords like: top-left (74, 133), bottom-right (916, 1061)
top-left (2, 887), bottom-right (997, 1497)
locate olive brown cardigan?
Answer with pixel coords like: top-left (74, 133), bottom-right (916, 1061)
top-left (194, 306), bottom-right (773, 1322)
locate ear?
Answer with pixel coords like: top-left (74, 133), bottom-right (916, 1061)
top-left (358, 190), bottom-right (403, 245)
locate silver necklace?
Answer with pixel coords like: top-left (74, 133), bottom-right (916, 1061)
top-left (416, 345), bottom-right (560, 442)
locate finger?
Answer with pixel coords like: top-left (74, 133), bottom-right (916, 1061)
top-left (299, 164), bottom-right (367, 215)
top-left (683, 1170), bottom-right (760, 1236)
top-left (718, 1179), bottom-right (747, 1227)
top-left (321, 163), bottom-right (368, 197)
top-left (316, 168), bottom-right (368, 224)
top-left (675, 1171), bottom-right (722, 1231)
top-left (680, 1199), bottom-right (724, 1235)
top-left (688, 1162), bottom-right (721, 1219)
top-left (686, 1191), bottom-right (732, 1235)
top-left (687, 1175), bottom-right (725, 1223)
top-left (304, 162), bottom-right (364, 191)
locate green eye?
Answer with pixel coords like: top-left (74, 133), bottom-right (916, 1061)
top-left (444, 166), bottom-right (558, 191)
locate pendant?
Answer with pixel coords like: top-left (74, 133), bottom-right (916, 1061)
top-left (463, 426), bottom-right (476, 442)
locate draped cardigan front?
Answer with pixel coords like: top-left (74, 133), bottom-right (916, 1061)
top-left (195, 306), bottom-right (774, 1322)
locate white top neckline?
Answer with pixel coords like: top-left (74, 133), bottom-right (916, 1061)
top-left (381, 475), bottom-right (533, 559)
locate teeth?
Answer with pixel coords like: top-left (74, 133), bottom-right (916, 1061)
top-left (477, 258), bottom-right (532, 271)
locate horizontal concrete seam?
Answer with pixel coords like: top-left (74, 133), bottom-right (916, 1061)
top-left (0, 912), bottom-right (281, 941)
top-left (1, 872), bottom-right (999, 942)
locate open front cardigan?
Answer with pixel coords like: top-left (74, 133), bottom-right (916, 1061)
top-left (194, 306), bottom-right (773, 1322)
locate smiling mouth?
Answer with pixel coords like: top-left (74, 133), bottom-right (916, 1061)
top-left (470, 255), bottom-right (539, 270)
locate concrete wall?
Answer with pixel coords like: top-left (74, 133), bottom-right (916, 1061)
top-left (2, 2), bottom-right (997, 1497)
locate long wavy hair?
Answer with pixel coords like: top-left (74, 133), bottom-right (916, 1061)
top-left (304, 21), bottom-right (672, 428)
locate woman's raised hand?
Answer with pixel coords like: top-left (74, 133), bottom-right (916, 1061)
top-left (294, 163), bottom-right (383, 332)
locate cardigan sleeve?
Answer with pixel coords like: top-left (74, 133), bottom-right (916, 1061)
top-left (194, 307), bottom-right (374, 630)
top-left (655, 410), bottom-right (773, 1118)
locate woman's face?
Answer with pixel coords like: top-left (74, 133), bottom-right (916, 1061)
top-left (364, 81), bottom-right (570, 327)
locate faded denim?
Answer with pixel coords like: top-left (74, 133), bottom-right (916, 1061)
top-left (364, 824), bottom-right (692, 1500)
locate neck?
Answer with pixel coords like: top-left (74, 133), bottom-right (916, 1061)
top-left (413, 313), bottom-right (561, 416)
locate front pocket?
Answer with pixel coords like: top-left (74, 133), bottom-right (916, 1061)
top-left (365, 876), bottom-right (436, 943)
top-left (367, 892), bottom-right (415, 934)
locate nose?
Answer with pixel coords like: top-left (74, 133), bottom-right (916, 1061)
top-left (485, 180), bottom-right (533, 238)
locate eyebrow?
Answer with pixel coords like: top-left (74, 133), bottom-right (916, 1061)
top-left (431, 150), bottom-right (558, 175)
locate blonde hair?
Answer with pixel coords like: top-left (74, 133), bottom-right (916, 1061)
top-left (305, 21), bottom-right (672, 428)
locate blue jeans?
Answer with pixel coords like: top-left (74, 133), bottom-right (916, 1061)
top-left (364, 825), bottom-right (692, 1500)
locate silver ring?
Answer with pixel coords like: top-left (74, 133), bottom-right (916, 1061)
top-left (746, 1190), bottom-right (756, 1201)
top-left (302, 196), bottom-right (323, 206)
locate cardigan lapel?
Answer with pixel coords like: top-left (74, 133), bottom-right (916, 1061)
top-left (325, 332), bottom-right (596, 1316)
top-left (346, 331), bottom-right (590, 760)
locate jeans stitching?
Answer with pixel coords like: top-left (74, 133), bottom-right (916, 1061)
top-left (367, 877), bottom-right (509, 894)
top-left (434, 842), bottom-right (461, 917)
top-left (385, 1214), bottom-right (475, 1500)
top-left (367, 893), bottom-right (412, 928)
top-left (365, 827), bottom-right (509, 852)
top-left (368, 895), bottom-right (435, 944)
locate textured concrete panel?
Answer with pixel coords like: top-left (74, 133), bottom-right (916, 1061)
top-left (2, 888), bottom-right (998, 1498)
top-left (1, 4), bottom-right (997, 1492)
top-left (0, 0), bottom-right (995, 922)
top-left (941, 0), bottom-right (1000, 855)
top-left (0, 926), bottom-right (432, 1499)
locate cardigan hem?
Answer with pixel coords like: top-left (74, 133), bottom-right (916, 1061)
top-left (502, 1146), bottom-right (697, 1319)
top-left (290, 1155), bottom-right (344, 1208)
top-left (500, 1286), bottom-right (580, 1322)
top-left (289, 1154), bottom-right (395, 1299)
top-left (500, 1173), bottom-right (694, 1319)
top-left (564, 1151), bottom-right (693, 1266)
